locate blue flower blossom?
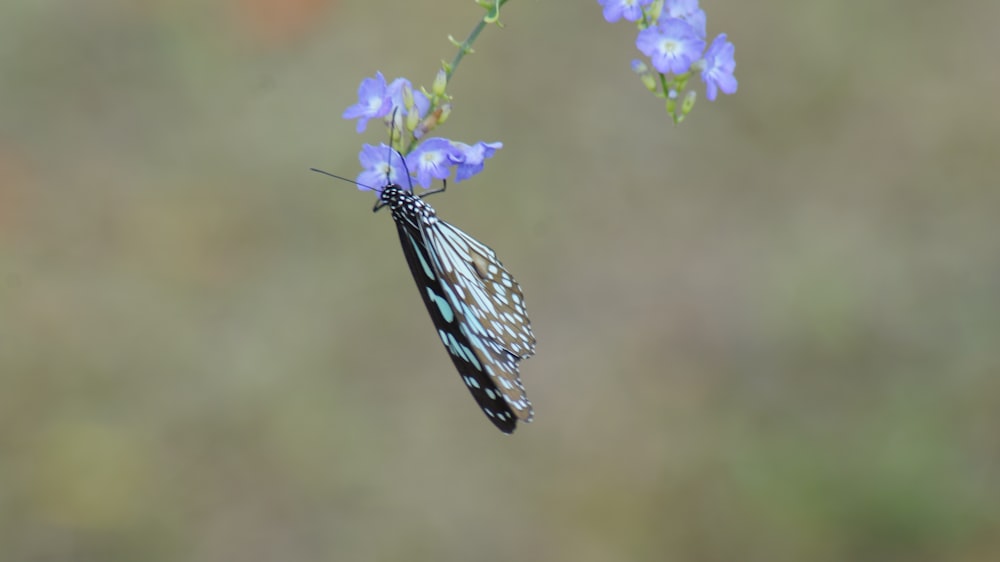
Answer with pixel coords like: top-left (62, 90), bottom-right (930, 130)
top-left (406, 138), bottom-right (462, 188)
top-left (701, 33), bottom-right (738, 101)
top-left (596, 0), bottom-right (737, 121)
top-left (597, 0), bottom-right (653, 23)
top-left (388, 77), bottom-right (431, 120)
top-left (357, 143), bottom-right (406, 193)
top-left (342, 72), bottom-right (392, 133)
top-left (664, 0), bottom-right (706, 38)
top-left (451, 141), bottom-right (503, 182)
top-left (343, 73), bottom-right (504, 190)
top-left (636, 18), bottom-right (705, 75)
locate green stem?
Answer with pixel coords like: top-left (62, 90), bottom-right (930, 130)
top-left (401, 0), bottom-right (509, 155)
top-left (446, 0), bottom-right (509, 81)
top-left (658, 73), bottom-right (670, 98)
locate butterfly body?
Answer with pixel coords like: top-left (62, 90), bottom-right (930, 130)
top-left (379, 185), bottom-right (535, 433)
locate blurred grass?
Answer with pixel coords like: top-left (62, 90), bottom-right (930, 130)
top-left (2, 0), bottom-right (999, 560)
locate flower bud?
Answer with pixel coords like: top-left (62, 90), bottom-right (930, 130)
top-left (631, 59), bottom-right (656, 92)
top-left (432, 68), bottom-right (448, 97)
top-left (401, 83), bottom-right (414, 113)
top-left (406, 108), bottom-right (420, 132)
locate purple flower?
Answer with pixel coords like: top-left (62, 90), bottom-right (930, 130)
top-left (388, 77), bottom-right (431, 120)
top-left (664, 0), bottom-right (706, 38)
top-left (636, 18), bottom-right (705, 75)
top-left (701, 33), bottom-right (738, 101)
top-left (342, 72), bottom-right (391, 133)
top-left (597, 0), bottom-right (653, 23)
top-left (450, 141), bottom-right (503, 182)
top-left (357, 143), bottom-right (406, 193)
top-left (405, 138), bottom-right (462, 188)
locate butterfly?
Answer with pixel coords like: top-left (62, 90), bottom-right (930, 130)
top-left (312, 158), bottom-right (536, 433)
top-left (376, 181), bottom-right (536, 433)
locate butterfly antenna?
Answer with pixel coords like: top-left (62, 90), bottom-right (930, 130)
top-left (309, 167), bottom-right (378, 191)
top-left (385, 107), bottom-right (401, 187)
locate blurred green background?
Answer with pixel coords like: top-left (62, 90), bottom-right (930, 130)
top-left (2, 0), bottom-right (998, 560)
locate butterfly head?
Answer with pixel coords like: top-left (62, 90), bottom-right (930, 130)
top-left (378, 184), bottom-right (407, 209)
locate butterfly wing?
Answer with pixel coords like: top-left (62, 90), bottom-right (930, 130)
top-left (424, 221), bottom-right (536, 359)
top-left (394, 221), bottom-right (524, 433)
top-left (420, 220), bottom-right (534, 423)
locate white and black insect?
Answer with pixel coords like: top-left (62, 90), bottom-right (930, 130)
top-left (312, 161), bottom-right (536, 433)
top-left (378, 183), bottom-right (535, 432)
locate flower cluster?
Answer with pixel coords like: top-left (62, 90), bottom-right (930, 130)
top-left (597, 0), bottom-right (737, 122)
top-left (342, 72), bottom-right (502, 194)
